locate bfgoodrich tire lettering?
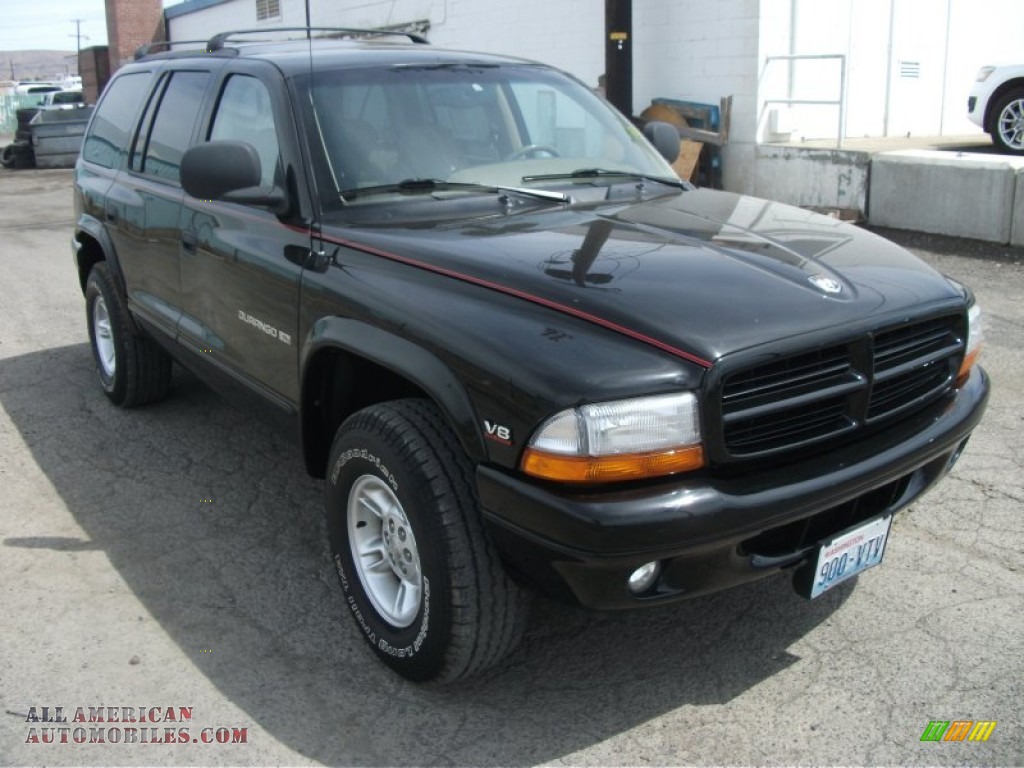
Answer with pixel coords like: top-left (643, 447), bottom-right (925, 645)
top-left (326, 399), bottom-right (529, 683)
top-left (85, 262), bottom-right (172, 407)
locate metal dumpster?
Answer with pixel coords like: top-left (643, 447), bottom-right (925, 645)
top-left (30, 106), bottom-right (94, 168)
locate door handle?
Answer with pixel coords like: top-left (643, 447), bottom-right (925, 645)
top-left (105, 208), bottom-right (117, 223)
top-left (181, 231), bottom-right (198, 253)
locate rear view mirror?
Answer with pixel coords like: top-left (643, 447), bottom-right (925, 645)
top-left (181, 140), bottom-right (288, 214)
top-left (643, 121), bottom-right (681, 164)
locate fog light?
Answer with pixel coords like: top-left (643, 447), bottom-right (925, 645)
top-left (628, 561), bottom-right (661, 594)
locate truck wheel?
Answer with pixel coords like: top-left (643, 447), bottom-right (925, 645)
top-left (325, 399), bottom-right (529, 682)
top-left (85, 262), bottom-right (172, 407)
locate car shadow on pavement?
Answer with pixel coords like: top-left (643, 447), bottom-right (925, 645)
top-left (1, 343), bottom-right (853, 766)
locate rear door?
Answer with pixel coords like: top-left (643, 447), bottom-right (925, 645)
top-left (109, 67), bottom-right (215, 338)
top-left (77, 70), bottom-right (153, 286)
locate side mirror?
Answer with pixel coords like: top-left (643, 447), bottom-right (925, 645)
top-left (180, 140), bottom-right (288, 214)
top-left (643, 120), bottom-right (681, 164)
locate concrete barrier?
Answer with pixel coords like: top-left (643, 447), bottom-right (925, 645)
top-left (868, 150), bottom-right (1019, 243)
top-left (754, 144), bottom-right (870, 218)
top-left (1013, 168), bottom-right (1024, 248)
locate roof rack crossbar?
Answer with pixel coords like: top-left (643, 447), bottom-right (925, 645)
top-left (206, 26), bottom-right (429, 51)
top-left (134, 39), bottom-right (212, 60)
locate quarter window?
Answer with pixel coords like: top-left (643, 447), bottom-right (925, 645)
top-left (82, 72), bottom-right (152, 169)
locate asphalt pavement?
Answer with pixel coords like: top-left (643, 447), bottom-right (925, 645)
top-left (0, 168), bottom-right (1021, 766)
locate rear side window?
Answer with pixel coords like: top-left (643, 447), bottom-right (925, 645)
top-left (139, 71), bottom-right (211, 182)
top-left (82, 72), bottom-right (152, 169)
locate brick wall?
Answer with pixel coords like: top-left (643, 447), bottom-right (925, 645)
top-left (78, 46), bottom-right (110, 104)
top-left (105, 0), bottom-right (166, 71)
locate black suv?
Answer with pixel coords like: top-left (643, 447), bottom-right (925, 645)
top-left (72, 28), bottom-right (989, 682)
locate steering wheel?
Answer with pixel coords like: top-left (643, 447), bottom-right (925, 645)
top-left (504, 144), bottom-right (561, 161)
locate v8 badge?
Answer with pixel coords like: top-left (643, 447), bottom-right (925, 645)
top-left (483, 420), bottom-right (513, 445)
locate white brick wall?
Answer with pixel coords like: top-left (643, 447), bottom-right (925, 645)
top-left (633, 0), bottom-right (760, 192)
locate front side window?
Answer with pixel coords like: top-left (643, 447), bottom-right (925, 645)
top-left (82, 72), bottom-right (152, 169)
top-left (139, 71), bottom-right (211, 182)
top-left (209, 75), bottom-right (281, 188)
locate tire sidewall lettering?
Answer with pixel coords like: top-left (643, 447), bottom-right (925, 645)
top-left (329, 447), bottom-right (398, 492)
top-left (329, 448), bottom-right (433, 665)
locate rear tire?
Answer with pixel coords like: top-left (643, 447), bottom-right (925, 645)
top-left (85, 262), bottom-right (172, 407)
top-left (326, 399), bottom-right (529, 683)
top-left (990, 88), bottom-right (1024, 154)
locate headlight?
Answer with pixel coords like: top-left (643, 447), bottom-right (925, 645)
top-left (521, 392), bottom-right (704, 484)
top-left (975, 66), bottom-right (996, 83)
top-left (956, 303), bottom-right (983, 386)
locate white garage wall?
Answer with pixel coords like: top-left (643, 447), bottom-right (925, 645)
top-left (170, 0), bottom-right (605, 88)
top-left (633, 0), bottom-right (760, 192)
top-left (756, 0), bottom-right (1024, 142)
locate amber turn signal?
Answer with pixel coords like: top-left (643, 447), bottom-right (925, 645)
top-left (521, 445), bottom-right (705, 484)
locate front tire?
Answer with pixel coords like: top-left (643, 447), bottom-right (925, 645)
top-left (85, 262), bottom-right (172, 407)
top-left (326, 399), bottom-right (529, 683)
top-left (990, 88), bottom-right (1024, 154)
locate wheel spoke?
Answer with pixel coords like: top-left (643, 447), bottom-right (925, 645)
top-left (361, 548), bottom-right (393, 574)
top-left (998, 99), bottom-right (1024, 150)
top-left (392, 580), bottom-right (420, 618)
top-left (348, 473), bottom-right (423, 627)
top-left (92, 296), bottom-right (117, 377)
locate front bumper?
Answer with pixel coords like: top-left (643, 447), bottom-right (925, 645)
top-left (478, 367), bottom-right (989, 608)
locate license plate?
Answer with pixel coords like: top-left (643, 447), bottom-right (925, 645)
top-left (806, 515), bottom-right (892, 598)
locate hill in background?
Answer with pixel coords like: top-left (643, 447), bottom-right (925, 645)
top-left (1, 50), bottom-right (77, 82)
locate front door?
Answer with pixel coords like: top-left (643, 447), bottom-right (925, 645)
top-left (177, 72), bottom-right (308, 407)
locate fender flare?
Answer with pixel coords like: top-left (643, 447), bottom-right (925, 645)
top-left (301, 317), bottom-right (488, 465)
top-left (74, 214), bottom-right (127, 297)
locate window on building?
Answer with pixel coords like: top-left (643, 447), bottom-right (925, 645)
top-left (256, 0), bottom-right (281, 21)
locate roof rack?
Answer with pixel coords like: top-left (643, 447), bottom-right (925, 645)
top-left (206, 26), bottom-right (429, 51)
top-left (134, 39), bottom-right (212, 60)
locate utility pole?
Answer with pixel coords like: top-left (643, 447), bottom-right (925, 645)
top-left (70, 19), bottom-right (86, 76)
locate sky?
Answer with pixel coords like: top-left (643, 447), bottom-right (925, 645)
top-left (0, 0), bottom-right (179, 51)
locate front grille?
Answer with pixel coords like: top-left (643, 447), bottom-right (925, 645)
top-left (719, 314), bottom-right (963, 459)
top-left (867, 318), bottom-right (963, 421)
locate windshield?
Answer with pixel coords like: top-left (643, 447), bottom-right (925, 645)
top-left (297, 60), bottom-right (677, 207)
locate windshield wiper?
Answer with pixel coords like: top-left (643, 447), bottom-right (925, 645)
top-left (521, 168), bottom-right (686, 189)
top-left (341, 178), bottom-right (569, 203)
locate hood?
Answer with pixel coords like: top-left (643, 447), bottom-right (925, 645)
top-left (321, 189), bottom-right (963, 365)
